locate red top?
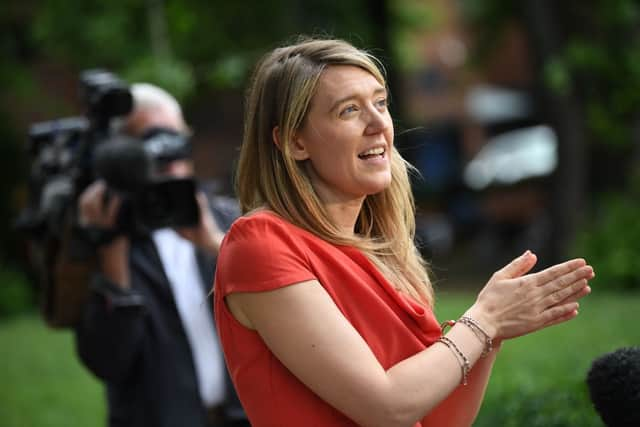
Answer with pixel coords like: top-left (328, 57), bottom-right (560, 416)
top-left (214, 211), bottom-right (442, 426)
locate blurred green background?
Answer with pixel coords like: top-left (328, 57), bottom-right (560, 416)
top-left (2, 0), bottom-right (639, 426)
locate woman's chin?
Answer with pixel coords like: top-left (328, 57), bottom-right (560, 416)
top-left (363, 178), bottom-right (392, 196)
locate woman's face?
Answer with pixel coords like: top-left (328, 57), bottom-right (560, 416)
top-left (292, 65), bottom-right (393, 205)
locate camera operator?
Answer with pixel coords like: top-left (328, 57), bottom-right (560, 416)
top-left (73, 83), bottom-right (248, 427)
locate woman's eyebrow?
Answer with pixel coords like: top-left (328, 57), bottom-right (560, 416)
top-left (329, 87), bottom-right (387, 113)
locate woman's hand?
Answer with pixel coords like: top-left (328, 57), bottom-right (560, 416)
top-left (465, 251), bottom-right (594, 341)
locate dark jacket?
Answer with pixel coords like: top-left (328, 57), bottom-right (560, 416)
top-left (74, 195), bottom-right (245, 427)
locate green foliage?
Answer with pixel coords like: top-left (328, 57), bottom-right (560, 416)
top-left (389, 1), bottom-right (435, 71)
top-left (573, 189), bottom-right (640, 291)
top-left (205, 53), bottom-right (253, 90)
top-left (559, 25), bottom-right (640, 147)
top-left (0, 267), bottom-right (34, 318)
top-left (543, 56), bottom-right (571, 96)
top-left (124, 56), bottom-right (195, 102)
top-left (548, 1), bottom-right (640, 147)
top-left (31, 0), bottom-right (148, 68)
top-left (21, 0), bottom-right (381, 96)
top-left (458, 0), bottom-right (516, 67)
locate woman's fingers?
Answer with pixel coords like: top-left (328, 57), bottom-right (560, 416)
top-left (539, 301), bottom-right (580, 325)
top-left (539, 303), bottom-right (580, 329)
top-left (541, 277), bottom-right (591, 309)
top-left (547, 281), bottom-right (592, 308)
top-left (517, 262), bottom-right (593, 303)
top-left (542, 265), bottom-right (594, 298)
top-left (526, 258), bottom-right (588, 287)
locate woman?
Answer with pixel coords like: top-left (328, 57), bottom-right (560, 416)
top-left (214, 37), bottom-right (594, 427)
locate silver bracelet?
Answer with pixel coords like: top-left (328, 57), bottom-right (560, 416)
top-left (438, 335), bottom-right (470, 385)
top-left (458, 316), bottom-right (493, 357)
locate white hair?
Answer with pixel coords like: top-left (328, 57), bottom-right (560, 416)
top-left (130, 83), bottom-right (183, 118)
top-left (110, 82), bottom-right (188, 135)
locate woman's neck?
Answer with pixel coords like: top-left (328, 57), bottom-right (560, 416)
top-left (322, 197), bottom-right (364, 238)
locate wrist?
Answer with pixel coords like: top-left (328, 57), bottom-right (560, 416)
top-left (463, 305), bottom-right (498, 341)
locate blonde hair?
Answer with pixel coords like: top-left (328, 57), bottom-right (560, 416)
top-left (236, 37), bottom-right (433, 306)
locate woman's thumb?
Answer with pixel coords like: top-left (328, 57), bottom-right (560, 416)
top-left (494, 250), bottom-right (537, 279)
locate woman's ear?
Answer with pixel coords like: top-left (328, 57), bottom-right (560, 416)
top-left (272, 126), bottom-right (282, 151)
top-left (273, 126), bottom-right (309, 160)
top-left (289, 133), bottom-right (310, 161)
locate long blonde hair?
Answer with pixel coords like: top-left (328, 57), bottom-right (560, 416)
top-left (236, 37), bottom-right (433, 306)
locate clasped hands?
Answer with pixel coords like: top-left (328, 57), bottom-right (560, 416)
top-left (466, 250), bottom-right (594, 342)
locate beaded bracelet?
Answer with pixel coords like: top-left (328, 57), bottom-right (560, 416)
top-left (438, 335), bottom-right (470, 386)
top-left (458, 316), bottom-right (493, 358)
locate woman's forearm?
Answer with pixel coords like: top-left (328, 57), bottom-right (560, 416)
top-left (380, 323), bottom-right (492, 426)
top-left (422, 341), bottom-right (502, 427)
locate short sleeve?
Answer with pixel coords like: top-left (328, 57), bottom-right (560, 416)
top-left (215, 213), bottom-right (317, 296)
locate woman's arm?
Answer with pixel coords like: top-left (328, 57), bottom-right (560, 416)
top-left (422, 341), bottom-right (501, 426)
top-left (228, 279), bottom-right (488, 427)
top-left (226, 253), bottom-right (593, 427)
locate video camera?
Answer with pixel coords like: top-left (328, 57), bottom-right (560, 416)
top-left (19, 69), bottom-right (199, 245)
top-left (17, 70), bottom-right (201, 328)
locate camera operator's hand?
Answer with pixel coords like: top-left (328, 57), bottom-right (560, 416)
top-left (78, 180), bottom-right (131, 288)
top-left (463, 251), bottom-right (594, 342)
top-left (79, 180), bottom-right (121, 229)
top-left (175, 191), bottom-right (225, 257)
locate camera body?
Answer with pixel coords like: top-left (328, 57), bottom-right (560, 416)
top-left (20, 70), bottom-right (199, 242)
top-left (93, 129), bottom-right (199, 233)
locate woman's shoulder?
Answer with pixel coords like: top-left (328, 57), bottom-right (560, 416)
top-left (230, 209), bottom-right (293, 233)
top-left (225, 209), bottom-right (339, 259)
top-left (225, 209), bottom-right (312, 247)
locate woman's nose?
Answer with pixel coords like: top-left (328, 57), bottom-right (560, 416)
top-left (364, 107), bottom-right (389, 135)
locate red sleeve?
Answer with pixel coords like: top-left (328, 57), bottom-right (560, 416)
top-left (215, 213), bottom-right (317, 296)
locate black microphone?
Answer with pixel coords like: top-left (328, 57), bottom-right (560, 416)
top-left (586, 346), bottom-right (640, 427)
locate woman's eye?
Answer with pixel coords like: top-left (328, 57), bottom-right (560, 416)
top-left (376, 98), bottom-right (388, 109)
top-left (340, 105), bottom-right (358, 116)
